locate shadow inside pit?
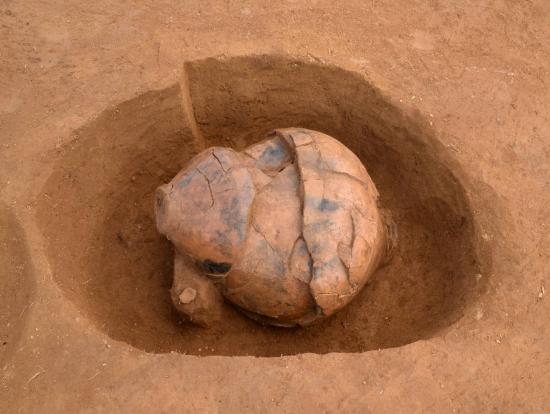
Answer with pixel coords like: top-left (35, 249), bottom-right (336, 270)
top-left (36, 55), bottom-right (488, 356)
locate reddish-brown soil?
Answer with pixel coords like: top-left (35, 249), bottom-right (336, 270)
top-left (1, 1), bottom-right (549, 412)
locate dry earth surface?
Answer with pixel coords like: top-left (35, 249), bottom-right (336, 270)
top-left (1, 0), bottom-right (549, 412)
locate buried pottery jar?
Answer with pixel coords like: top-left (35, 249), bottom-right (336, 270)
top-left (155, 128), bottom-right (389, 327)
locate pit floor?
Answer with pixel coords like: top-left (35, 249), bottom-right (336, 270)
top-left (1, 1), bottom-right (549, 412)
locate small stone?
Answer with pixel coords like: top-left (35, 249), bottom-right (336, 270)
top-left (475, 308), bottom-right (484, 320)
top-left (179, 287), bottom-right (197, 304)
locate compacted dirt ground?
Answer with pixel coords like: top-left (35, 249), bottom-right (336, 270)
top-left (1, 1), bottom-right (549, 412)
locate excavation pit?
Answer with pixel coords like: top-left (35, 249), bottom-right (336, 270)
top-left (36, 55), bottom-right (487, 356)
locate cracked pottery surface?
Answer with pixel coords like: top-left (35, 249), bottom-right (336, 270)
top-left (156, 128), bottom-right (386, 326)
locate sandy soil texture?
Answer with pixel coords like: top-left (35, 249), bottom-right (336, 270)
top-left (1, 1), bottom-right (549, 412)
